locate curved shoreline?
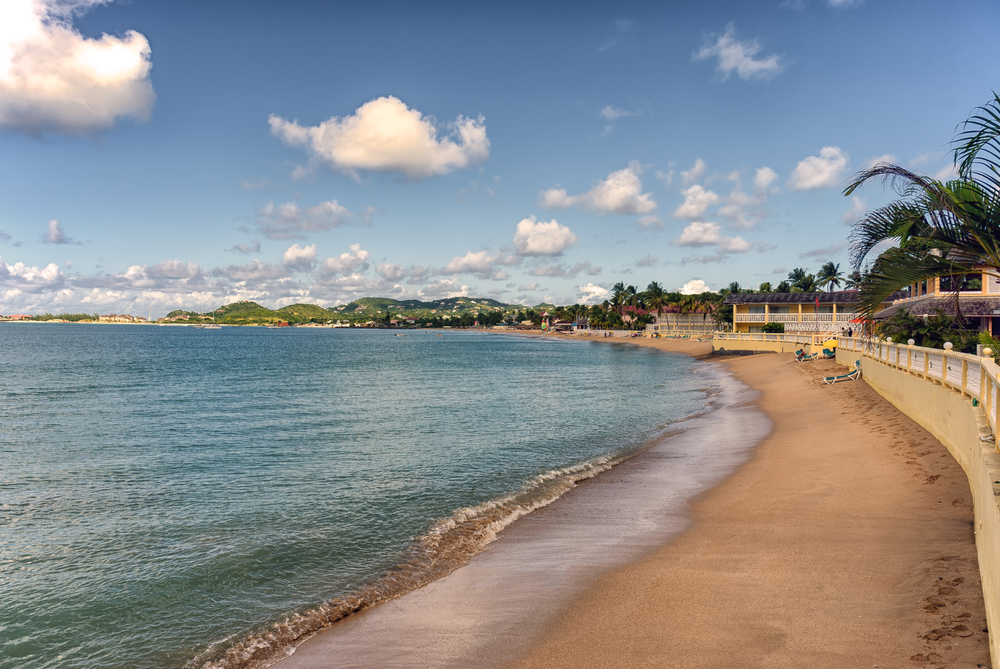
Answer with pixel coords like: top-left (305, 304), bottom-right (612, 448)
top-left (511, 345), bottom-right (991, 668)
top-left (265, 340), bottom-right (769, 668)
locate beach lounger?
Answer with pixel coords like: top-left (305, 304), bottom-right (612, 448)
top-left (822, 348), bottom-right (836, 359)
top-left (794, 349), bottom-right (818, 362)
top-left (824, 360), bottom-right (862, 385)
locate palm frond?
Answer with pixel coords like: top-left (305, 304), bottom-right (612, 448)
top-left (855, 248), bottom-right (974, 318)
top-left (955, 92), bottom-right (1000, 194)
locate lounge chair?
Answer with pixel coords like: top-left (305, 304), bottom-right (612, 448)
top-left (795, 349), bottom-right (818, 362)
top-left (822, 348), bottom-right (836, 359)
top-left (824, 360), bottom-right (862, 385)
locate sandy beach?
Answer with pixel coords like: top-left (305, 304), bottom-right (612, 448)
top-left (514, 337), bottom-right (991, 668)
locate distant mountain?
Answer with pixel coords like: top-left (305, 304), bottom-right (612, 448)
top-left (162, 296), bottom-right (543, 325)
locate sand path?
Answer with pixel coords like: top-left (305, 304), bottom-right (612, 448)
top-left (511, 345), bottom-right (990, 668)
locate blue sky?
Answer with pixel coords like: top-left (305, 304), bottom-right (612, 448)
top-left (1, 0), bottom-right (997, 316)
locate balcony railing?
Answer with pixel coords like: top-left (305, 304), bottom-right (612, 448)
top-left (734, 312), bottom-right (858, 323)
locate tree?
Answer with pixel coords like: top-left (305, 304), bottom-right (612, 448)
top-left (644, 281), bottom-right (668, 320)
top-left (758, 281), bottom-right (773, 293)
top-left (845, 92), bottom-right (1000, 318)
top-left (817, 262), bottom-right (843, 291)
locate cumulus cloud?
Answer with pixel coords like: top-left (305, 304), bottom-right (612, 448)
top-left (753, 167), bottom-right (778, 192)
top-left (538, 161), bottom-right (656, 215)
top-left (282, 243), bottom-right (317, 270)
top-left (864, 154), bottom-right (896, 169)
top-left (681, 158), bottom-right (707, 185)
top-left (637, 215), bottom-right (663, 229)
top-left (444, 250), bottom-right (516, 280)
top-left (693, 23), bottom-right (784, 82)
top-left (680, 279), bottom-right (712, 295)
top-left (0, 0), bottom-right (154, 135)
top-left (673, 184), bottom-right (720, 219)
top-left (419, 278), bottom-right (470, 300)
top-left (322, 243), bottom-right (370, 276)
top-left (788, 146), bottom-right (849, 190)
top-left (518, 282), bottom-right (540, 291)
top-left (512, 217), bottom-right (578, 256)
top-left (375, 263), bottom-right (406, 281)
top-left (42, 218), bottom-right (76, 244)
top-left (578, 283), bottom-right (610, 304)
top-left (256, 199), bottom-right (352, 239)
top-left (229, 239), bottom-right (262, 255)
top-left (672, 221), bottom-right (751, 252)
top-left (0, 256), bottom-right (65, 293)
top-left (268, 96), bottom-right (489, 181)
top-left (934, 163), bottom-right (959, 181)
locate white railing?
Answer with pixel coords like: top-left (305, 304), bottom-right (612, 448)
top-left (713, 332), bottom-right (833, 345)
top-left (734, 312), bottom-right (859, 324)
top-left (839, 336), bottom-right (1000, 444)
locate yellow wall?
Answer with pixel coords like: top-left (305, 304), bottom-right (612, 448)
top-left (835, 348), bottom-right (1000, 667)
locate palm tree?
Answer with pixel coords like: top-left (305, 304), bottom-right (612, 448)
top-left (843, 270), bottom-right (863, 290)
top-left (610, 282), bottom-right (626, 319)
top-left (817, 261), bottom-right (844, 292)
top-left (758, 281), bottom-right (773, 293)
top-left (845, 93), bottom-right (1000, 318)
top-left (645, 281), bottom-right (668, 319)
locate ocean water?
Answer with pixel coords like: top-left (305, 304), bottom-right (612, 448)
top-left (0, 325), bottom-right (714, 669)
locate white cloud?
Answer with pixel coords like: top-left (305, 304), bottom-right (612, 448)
top-left (680, 279), bottom-right (712, 295)
top-left (637, 215), bottom-right (663, 229)
top-left (419, 278), bottom-right (470, 300)
top-left (282, 243), bottom-right (317, 270)
top-left (375, 263), bottom-right (406, 281)
top-left (681, 158), bottom-right (707, 185)
top-left (538, 161), bottom-right (656, 215)
top-left (842, 196), bottom-right (866, 224)
top-left (322, 243), bottom-right (370, 276)
top-left (518, 282), bottom-right (540, 291)
top-left (578, 283), bottom-right (610, 304)
top-left (788, 146), bottom-right (849, 190)
top-left (864, 154), bottom-right (896, 169)
top-left (673, 221), bottom-right (751, 252)
top-left (0, 0), bottom-right (154, 135)
top-left (256, 200), bottom-right (352, 239)
top-left (42, 218), bottom-right (75, 244)
top-left (753, 167), bottom-right (778, 192)
top-left (692, 23), bottom-right (784, 82)
top-left (673, 184), bottom-right (720, 219)
top-left (656, 169), bottom-right (675, 186)
top-left (599, 106), bottom-right (638, 120)
top-left (512, 217), bottom-right (578, 256)
top-left (268, 96), bottom-right (489, 181)
top-left (0, 257), bottom-right (65, 293)
top-left (934, 164), bottom-right (959, 181)
top-left (828, 0), bottom-right (864, 7)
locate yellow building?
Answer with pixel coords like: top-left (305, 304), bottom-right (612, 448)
top-left (725, 291), bottom-right (865, 334)
top-left (876, 268), bottom-right (1000, 333)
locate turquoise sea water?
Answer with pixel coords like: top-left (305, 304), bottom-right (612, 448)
top-left (0, 326), bottom-right (712, 669)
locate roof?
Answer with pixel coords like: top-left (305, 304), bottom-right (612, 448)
top-left (723, 290), bottom-right (860, 305)
top-left (723, 290), bottom-right (906, 306)
top-left (874, 296), bottom-right (1000, 319)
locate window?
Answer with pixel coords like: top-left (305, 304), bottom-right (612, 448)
top-left (748, 306), bottom-right (765, 314)
top-left (816, 305), bottom-right (833, 313)
top-left (939, 274), bottom-right (982, 292)
top-left (770, 306), bottom-right (791, 314)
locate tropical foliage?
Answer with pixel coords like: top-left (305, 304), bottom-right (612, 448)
top-left (846, 92), bottom-right (1000, 318)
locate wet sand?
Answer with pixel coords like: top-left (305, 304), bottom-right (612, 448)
top-left (513, 344), bottom-right (990, 668)
top-left (270, 340), bottom-right (767, 668)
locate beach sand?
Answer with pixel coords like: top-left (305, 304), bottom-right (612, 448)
top-left (512, 341), bottom-right (991, 668)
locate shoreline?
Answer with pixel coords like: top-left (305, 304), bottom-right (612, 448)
top-left (264, 339), bottom-right (768, 669)
top-left (511, 344), bottom-right (990, 668)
